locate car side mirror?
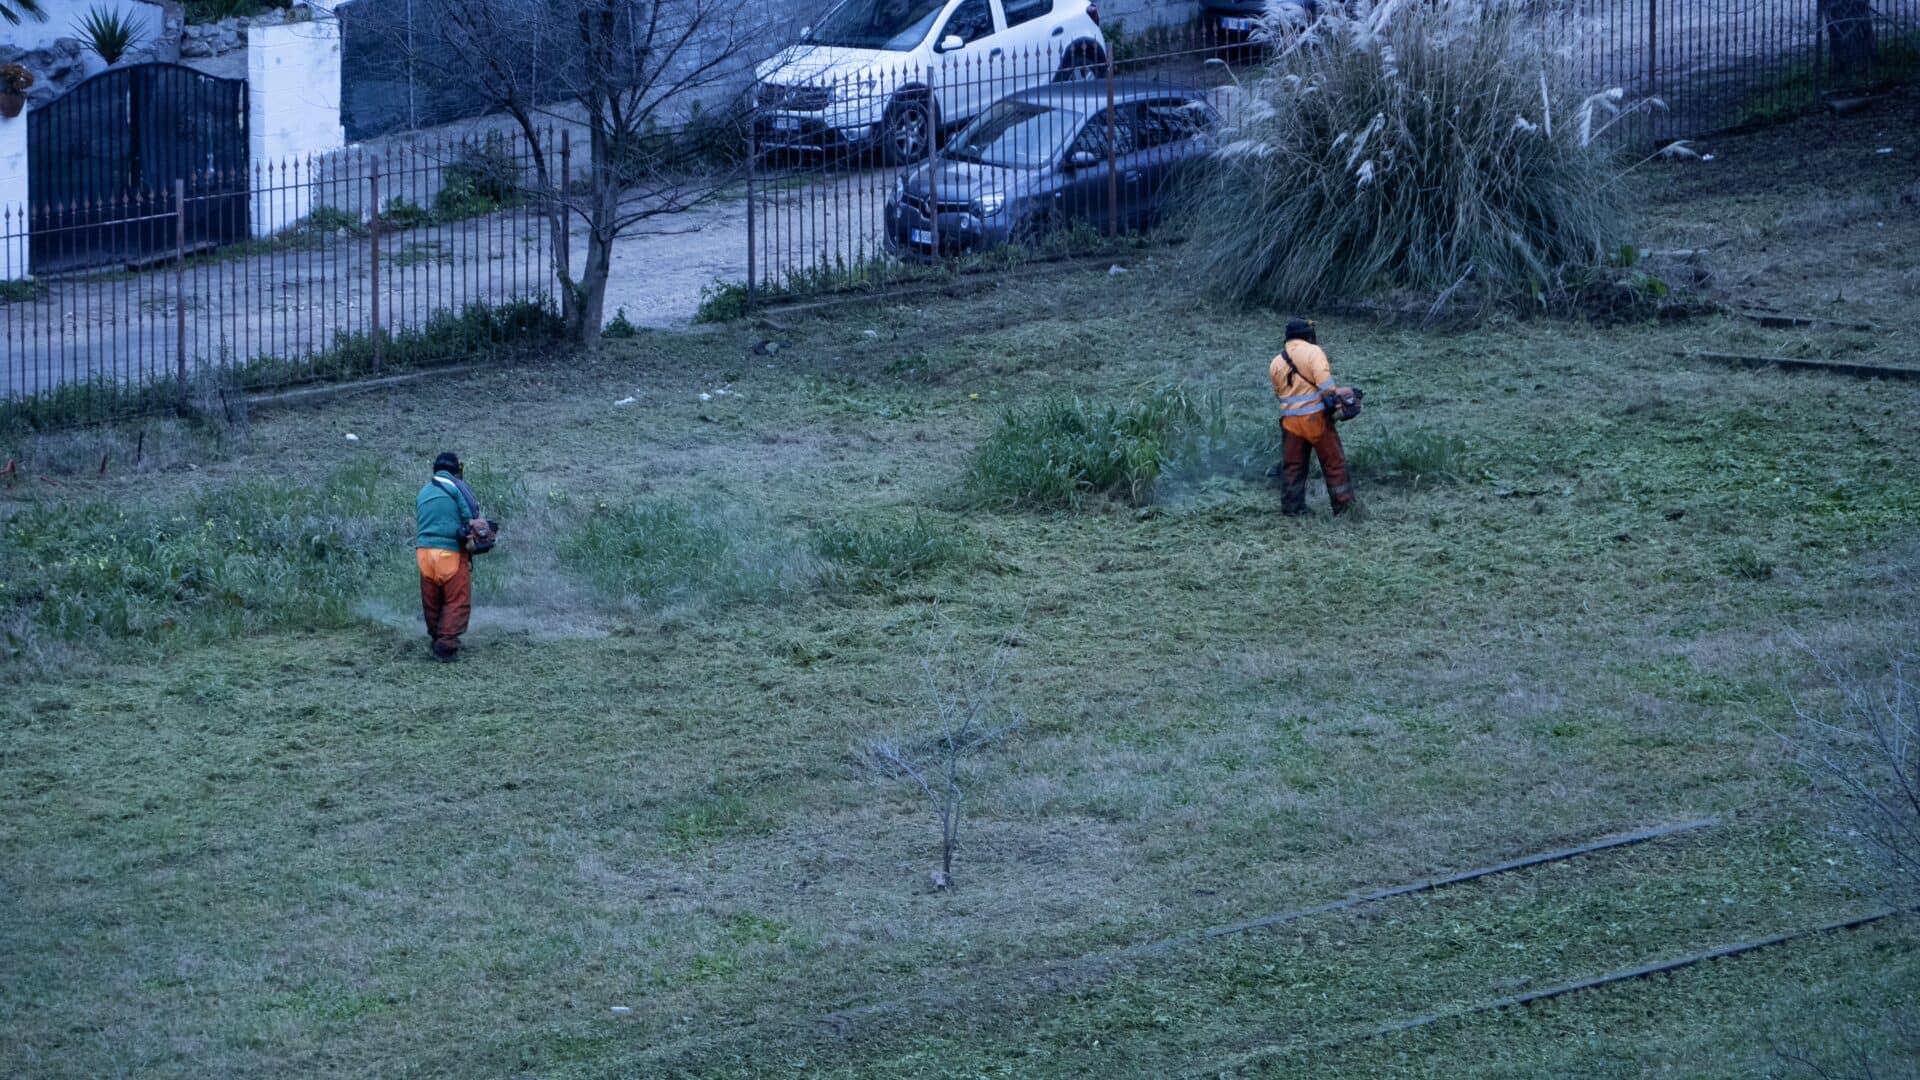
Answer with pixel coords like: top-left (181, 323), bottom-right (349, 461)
top-left (937, 33), bottom-right (965, 52)
top-left (1067, 150), bottom-right (1100, 169)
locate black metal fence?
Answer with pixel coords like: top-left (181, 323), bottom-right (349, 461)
top-left (3, 132), bottom-right (557, 427)
top-left (6, 0), bottom-right (1918, 428)
top-left (742, 0), bottom-right (1920, 299)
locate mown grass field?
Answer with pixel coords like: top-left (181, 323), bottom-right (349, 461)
top-left (4, 102), bottom-right (1919, 1077)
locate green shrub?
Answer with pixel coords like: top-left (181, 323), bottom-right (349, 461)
top-left (380, 198), bottom-right (434, 230)
top-left (695, 280), bottom-right (752, 323)
top-left (966, 386), bottom-right (1235, 508)
top-left (602, 308), bottom-right (640, 338)
top-left (1181, 0), bottom-right (1630, 309)
top-left (304, 206), bottom-right (360, 233)
top-left (434, 138), bottom-right (528, 221)
top-left (0, 279), bottom-right (45, 304)
top-left (562, 500), bottom-right (809, 608)
top-left (813, 514), bottom-right (986, 590)
top-left (1346, 430), bottom-right (1476, 488)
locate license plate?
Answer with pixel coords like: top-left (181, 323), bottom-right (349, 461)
top-left (771, 117), bottom-right (800, 132)
top-left (1220, 15), bottom-right (1254, 30)
top-left (909, 228), bottom-right (935, 245)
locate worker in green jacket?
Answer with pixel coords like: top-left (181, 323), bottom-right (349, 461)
top-left (415, 452), bottom-right (480, 660)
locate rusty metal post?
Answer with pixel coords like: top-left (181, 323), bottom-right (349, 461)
top-left (558, 129), bottom-right (572, 306)
top-left (745, 122), bottom-right (757, 311)
top-left (369, 156), bottom-right (383, 373)
top-left (1105, 50), bottom-right (1118, 237)
top-left (174, 178), bottom-right (187, 398)
top-left (1646, 0), bottom-right (1657, 100)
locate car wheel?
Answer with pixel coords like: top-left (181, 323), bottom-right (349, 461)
top-left (880, 94), bottom-right (937, 166)
top-left (1053, 41), bottom-right (1107, 83)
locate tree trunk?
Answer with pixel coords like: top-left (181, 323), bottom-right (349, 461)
top-left (1820, 0), bottom-right (1876, 83)
top-left (569, 233), bottom-right (611, 343)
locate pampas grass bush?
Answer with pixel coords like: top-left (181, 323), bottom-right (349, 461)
top-left (1184, 0), bottom-right (1643, 308)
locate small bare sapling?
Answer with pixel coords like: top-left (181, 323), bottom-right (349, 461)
top-left (864, 634), bottom-right (1023, 889)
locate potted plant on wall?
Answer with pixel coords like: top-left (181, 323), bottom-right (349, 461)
top-left (0, 64), bottom-right (32, 119)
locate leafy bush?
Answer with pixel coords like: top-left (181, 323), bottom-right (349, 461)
top-left (380, 198), bottom-right (434, 231)
top-left (1182, 0), bottom-right (1631, 309)
top-left (602, 308), bottom-right (640, 338)
top-left (562, 500), bottom-right (811, 608)
top-left (1346, 430), bottom-right (1475, 487)
top-left (966, 386), bottom-right (1237, 508)
top-left (813, 514), bottom-right (987, 590)
top-left (434, 138), bottom-right (527, 221)
top-left (695, 279), bottom-right (752, 323)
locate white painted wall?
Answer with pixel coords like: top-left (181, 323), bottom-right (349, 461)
top-left (247, 18), bottom-right (346, 237)
top-left (5, 0), bottom-right (167, 68)
top-left (0, 104), bottom-right (26, 281)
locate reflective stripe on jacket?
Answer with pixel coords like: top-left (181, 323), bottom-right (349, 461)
top-left (1269, 339), bottom-right (1336, 436)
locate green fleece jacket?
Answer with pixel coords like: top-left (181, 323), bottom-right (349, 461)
top-left (415, 471), bottom-right (475, 551)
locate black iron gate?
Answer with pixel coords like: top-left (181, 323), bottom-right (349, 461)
top-left (27, 63), bottom-right (250, 274)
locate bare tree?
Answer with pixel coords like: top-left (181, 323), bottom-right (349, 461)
top-left (1818, 0), bottom-right (1877, 83)
top-left (360, 0), bottom-right (780, 342)
top-left (1789, 642), bottom-right (1920, 901)
top-left (865, 633), bottom-right (1024, 889)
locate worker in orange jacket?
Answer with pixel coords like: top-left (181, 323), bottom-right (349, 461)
top-left (1268, 317), bottom-right (1356, 516)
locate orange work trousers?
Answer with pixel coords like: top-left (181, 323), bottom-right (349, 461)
top-left (1280, 412), bottom-right (1355, 515)
top-left (416, 547), bottom-right (472, 658)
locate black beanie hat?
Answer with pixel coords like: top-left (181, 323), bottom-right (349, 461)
top-left (1285, 317), bottom-right (1316, 343)
top-left (433, 452), bottom-right (462, 475)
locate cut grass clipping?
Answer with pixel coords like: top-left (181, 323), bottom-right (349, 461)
top-left (1182, 0), bottom-right (1629, 308)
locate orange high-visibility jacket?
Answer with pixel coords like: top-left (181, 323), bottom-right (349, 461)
top-left (1269, 339), bottom-right (1335, 438)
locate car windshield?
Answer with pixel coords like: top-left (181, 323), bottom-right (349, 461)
top-left (808, 0), bottom-right (947, 50)
top-left (944, 101), bottom-right (1085, 169)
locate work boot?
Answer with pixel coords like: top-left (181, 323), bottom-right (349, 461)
top-left (431, 639), bottom-right (460, 662)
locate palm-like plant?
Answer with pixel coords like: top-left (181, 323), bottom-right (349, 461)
top-left (1, 0), bottom-right (49, 26)
top-left (75, 5), bottom-right (146, 65)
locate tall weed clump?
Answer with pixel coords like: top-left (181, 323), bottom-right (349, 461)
top-left (1183, 0), bottom-right (1633, 308)
top-left (966, 386), bottom-right (1253, 508)
top-left (562, 500), bottom-right (812, 609)
top-left (0, 460), bottom-right (401, 664)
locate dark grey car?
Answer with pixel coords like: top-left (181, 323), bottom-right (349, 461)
top-left (883, 79), bottom-right (1220, 257)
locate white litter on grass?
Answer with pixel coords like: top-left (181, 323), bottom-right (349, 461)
top-left (1108, 264), bottom-right (1127, 275)
top-left (699, 392), bottom-right (712, 402)
top-left (1702, 153), bottom-right (1715, 161)
top-left (614, 396), bottom-right (637, 407)
top-left (1876, 147), bottom-right (1894, 154)
top-left (863, 329), bottom-right (879, 338)
top-left (344, 433), bottom-right (359, 442)
top-left (610, 1006), bottom-right (632, 1015)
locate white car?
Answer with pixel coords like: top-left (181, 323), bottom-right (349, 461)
top-left (754, 0), bottom-right (1108, 164)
